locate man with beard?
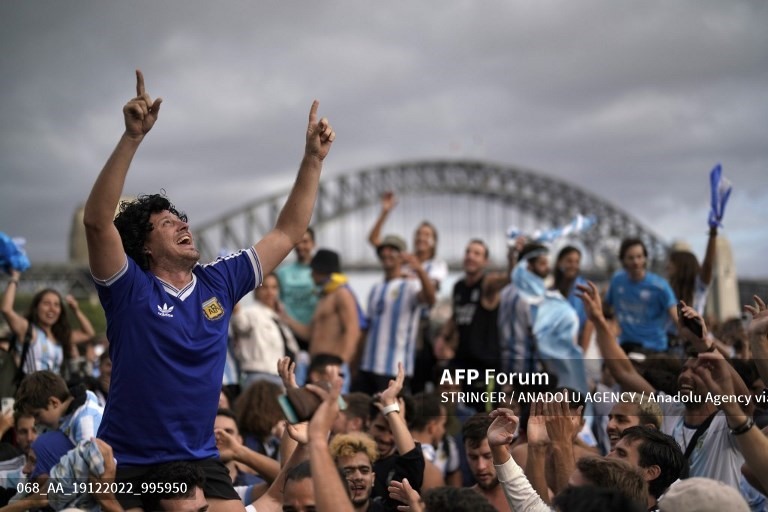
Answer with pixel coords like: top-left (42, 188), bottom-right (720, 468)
top-left (461, 413), bottom-right (511, 511)
top-left (330, 433), bottom-right (386, 512)
top-left (434, 240), bottom-right (509, 410)
top-left (580, 281), bottom-right (750, 490)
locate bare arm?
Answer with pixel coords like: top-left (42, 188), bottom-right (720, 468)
top-left (279, 311), bottom-right (312, 341)
top-left (524, 402), bottom-right (552, 505)
top-left (378, 364), bottom-right (416, 455)
top-left (253, 101), bottom-right (335, 277)
top-left (700, 226), bottom-right (718, 285)
top-left (696, 353), bottom-right (768, 490)
top-left (1, 269), bottom-right (28, 338)
top-left (84, 70), bottom-right (161, 280)
top-left (306, 373), bottom-right (355, 512)
top-left (404, 253), bottom-right (436, 306)
top-left (578, 282), bottom-right (655, 395)
top-left (215, 429), bottom-right (281, 483)
top-left (745, 296), bottom-right (768, 385)
top-left (65, 295), bottom-right (96, 343)
top-left (336, 289), bottom-right (361, 362)
top-left (367, 191), bottom-right (396, 249)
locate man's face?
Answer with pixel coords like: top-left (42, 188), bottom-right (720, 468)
top-left (214, 415), bottom-right (242, 444)
top-left (621, 244), bottom-right (646, 280)
top-left (338, 451), bottom-right (375, 507)
top-left (677, 358), bottom-right (705, 407)
top-left (606, 402), bottom-right (641, 449)
top-left (255, 275), bottom-right (280, 309)
top-left (15, 416), bottom-right (37, 455)
top-left (295, 232), bottom-right (315, 263)
top-left (558, 251), bottom-right (581, 280)
top-left (413, 225), bottom-right (435, 256)
top-left (145, 210), bottom-right (200, 268)
top-left (378, 246), bottom-right (401, 272)
top-left (607, 437), bottom-right (642, 469)
top-left (368, 413), bottom-right (395, 458)
top-left (528, 255), bottom-right (550, 279)
top-left (465, 438), bottom-right (497, 490)
top-left (283, 478), bottom-right (316, 512)
top-left (463, 242), bottom-right (488, 276)
top-left (158, 486), bottom-right (208, 512)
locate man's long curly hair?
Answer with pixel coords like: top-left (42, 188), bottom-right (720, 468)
top-left (113, 193), bottom-right (187, 270)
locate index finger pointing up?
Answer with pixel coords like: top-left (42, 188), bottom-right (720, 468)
top-left (136, 69), bottom-right (145, 97)
top-left (308, 100), bottom-right (319, 124)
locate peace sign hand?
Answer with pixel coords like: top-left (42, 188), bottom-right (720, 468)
top-left (123, 69), bottom-right (163, 139)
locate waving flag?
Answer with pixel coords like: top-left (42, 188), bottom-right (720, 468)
top-left (708, 164), bottom-right (732, 229)
top-left (507, 214), bottom-right (596, 246)
top-left (0, 233), bottom-right (31, 274)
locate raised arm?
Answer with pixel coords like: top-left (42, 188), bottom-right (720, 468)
top-left (65, 295), bottom-right (96, 344)
top-left (1, 269), bottom-right (28, 338)
top-left (403, 253), bottom-right (436, 306)
top-left (306, 374), bottom-right (355, 512)
top-left (253, 101), bottom-right (334, 276)
top-left (699, 226), bottom-right (718, 285)
top-left (376, 363), bottom-right (416, 455)
top-left (488, 408), bottom-right (551, 512)
top-left (745, 296), bottom-right (768, 385)
top-left (578, 282), bottom-right (655, 395)
top-left (84, 70), bottom-right (162, 280)
top-left (367, 191), bottom-right (397, 250)
top-left (696, 352), bottom-right (768, 490)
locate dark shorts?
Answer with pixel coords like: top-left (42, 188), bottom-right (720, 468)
top-left (114, 458), bottom-right (239, 509)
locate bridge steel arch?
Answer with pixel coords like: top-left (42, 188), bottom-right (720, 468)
top-left (195, 159), bottom-right (669, 271)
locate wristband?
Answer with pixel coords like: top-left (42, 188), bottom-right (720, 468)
top-left (730, 417), bottom-right (754, 436)
top-left (8, 280), bottom-right (19, 286)
top-left (381, 402), bottom-right (400, 416)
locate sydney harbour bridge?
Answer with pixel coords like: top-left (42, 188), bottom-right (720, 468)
top-left (194, 159), bottom-right (667, 271)
top-left (34, 159), bottom-right (671, 296)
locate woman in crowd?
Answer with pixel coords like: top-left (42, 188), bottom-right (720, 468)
top-left (1, 269), bottom-right (94, 375)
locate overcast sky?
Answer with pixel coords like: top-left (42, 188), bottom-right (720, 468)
top-left (1, 1), bottom-right (767, 278)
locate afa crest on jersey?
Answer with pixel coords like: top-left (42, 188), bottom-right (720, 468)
top-left (202, 297), bottom-right (225, 321)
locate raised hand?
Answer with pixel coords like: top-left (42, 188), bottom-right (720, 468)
top-left (745, 295), bottom-right (768, 338)
top-left (677, 300), bottom-right (709, 344)
top-left (214, 428), bottom-right (241, 462)
top-left (65, 294), bottom-right (79, 311)
top-left (487, 408), bottom-right (519, 447)
top-left (305, 100), bottom-right (335, 161)
top-left (277, 356), bottom-right (299, 389)
top-left (577, 281), bottom-right (604, 323)
top-left (388, 478), bottom-right (424, 512)
top-left (376, 362), bottom-right (405, 408)
top-left (525, 401), bottom-right (549, 447)
top-left (123, 69), bottom-right (162, 139)
top-left (307, 367), bottom-right (343, 443)
top-left (543, 395), bottom-right (582, 445)
top-left (381, 191), bottom-right (398, 213)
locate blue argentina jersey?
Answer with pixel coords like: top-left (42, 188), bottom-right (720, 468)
top-left (361, 277), bottom-right (422, 377)
top-left (605, 270), bottom-right (676, 352)
top-left (94, 248), bottom-right (261, 465)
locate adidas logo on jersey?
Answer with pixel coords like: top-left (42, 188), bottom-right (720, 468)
top-left (157, 303), bottom-right (175, 318)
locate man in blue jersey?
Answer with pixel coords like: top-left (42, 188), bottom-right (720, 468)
top-left (605, 238), bottom-right (678, 353)
top-left (82, 70), bottom-right (335, 512)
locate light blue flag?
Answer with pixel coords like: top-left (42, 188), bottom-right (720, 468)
top-left (507, 214), bottom-right (596, 246)
top-left (708, 164), bottom-right (732, 229)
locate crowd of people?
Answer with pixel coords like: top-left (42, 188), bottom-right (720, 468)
top-left (0, 71), bottom-right (766, 512)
